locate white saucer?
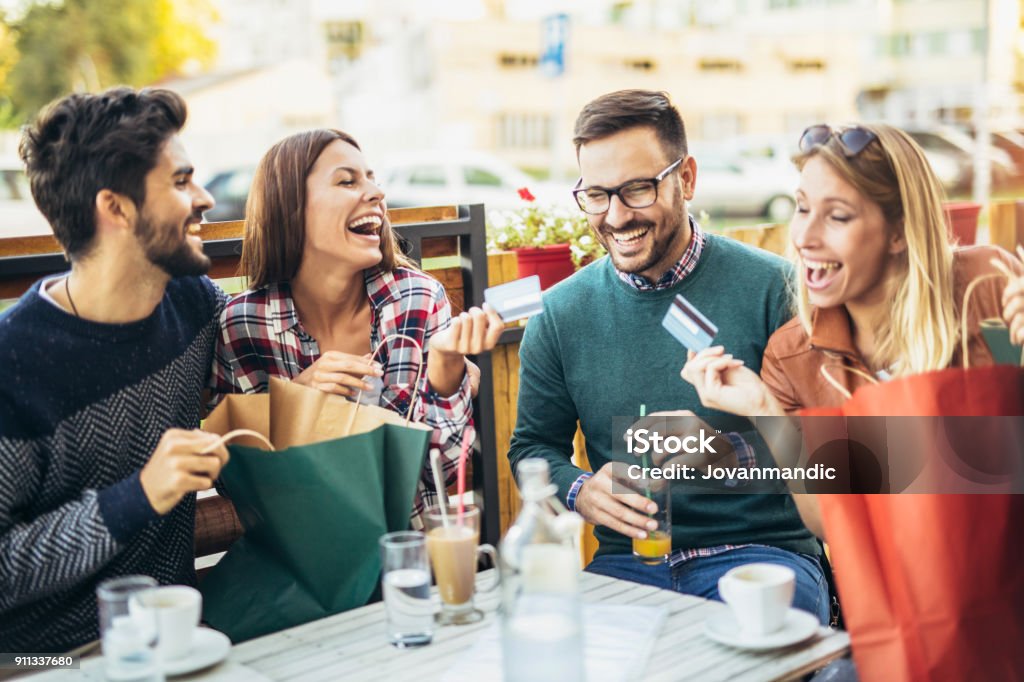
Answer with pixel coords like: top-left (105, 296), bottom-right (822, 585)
top-left (703, 608), bottom-right (820, 651)
top-left (161, 627), bottom-right (231, 677)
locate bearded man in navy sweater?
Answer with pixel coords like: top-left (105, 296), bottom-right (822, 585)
top-left (0, 87), bottom-right (230, 652)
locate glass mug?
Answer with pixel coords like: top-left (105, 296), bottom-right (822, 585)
top-left (423, 505), bottom-right (499, 625)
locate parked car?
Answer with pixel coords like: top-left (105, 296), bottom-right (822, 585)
top-left (688, 147), bottom-right (799, 223)
top-left (989, 131), bottom-right (1024, 188)
top-left (378, 151), bottom-right (571, 211)
top-left (904, 126), bottom-right (1018, 193)
top-left (204, 152), bottom-right (572, 221)
top-left (203, 166), bottom-right (255, 222)
top-left (706, 131), bottom-right (968, 196)
top-left (0, 158), bottom-right (50, 238)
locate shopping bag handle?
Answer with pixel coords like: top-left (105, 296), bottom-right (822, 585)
top-left (203, 428), bottom-right (275, 453)
top-left (348, 332), bottom-right (426, 433)
top-left (819, 364), bottom-right (879, 400)
top-left (976, 253), bottom-right (1024, 368)
top-left (961, 270), bottom-right (1017, 369)
top-left (823, 253), bottom-right (1021, 398)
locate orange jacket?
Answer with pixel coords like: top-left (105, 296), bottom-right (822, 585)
top-left (760, 244), bottom-right (1021, 411)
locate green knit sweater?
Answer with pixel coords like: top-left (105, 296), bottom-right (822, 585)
top-left (508, 234), bottom-right (820, 559)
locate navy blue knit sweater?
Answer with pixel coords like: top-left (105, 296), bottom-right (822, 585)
top-left (0, 275), bottom-right (226, 652)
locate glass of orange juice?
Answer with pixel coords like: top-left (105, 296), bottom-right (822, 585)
top-left (632, 476), bottom-right (671, 565)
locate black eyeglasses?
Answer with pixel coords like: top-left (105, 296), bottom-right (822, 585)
top-left (572, 157), bottom-right (684, 215)
top-left (798, 125), bottom-right (878, 158)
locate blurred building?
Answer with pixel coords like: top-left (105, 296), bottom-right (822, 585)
top-left (161, 59), bottom-right (335, 184)
top-left (308, 0), bottom-right (867, 177)
top-left (195, 0), bottom-right (1022, 179)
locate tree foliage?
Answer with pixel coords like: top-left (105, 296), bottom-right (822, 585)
top-left (0, 0), bottom-right (218, 126)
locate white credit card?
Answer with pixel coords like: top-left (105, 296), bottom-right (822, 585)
top-left (484, 275), bottom-right (544, 322)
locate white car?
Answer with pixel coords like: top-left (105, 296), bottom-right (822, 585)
top-left (378, 151), bottom-right (572, 211)
top-left (688, 152), bottom-right (799, 223)
top-left (0, 158), bottom-right (50, 238)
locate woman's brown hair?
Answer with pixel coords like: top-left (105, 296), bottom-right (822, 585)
top-left (240, 128), bottom-right (414, 287)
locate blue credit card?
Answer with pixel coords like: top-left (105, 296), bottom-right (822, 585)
top-left (662, 294), bottom-right (718, 352)
top-left (484, 275), bottom-right (544, 322)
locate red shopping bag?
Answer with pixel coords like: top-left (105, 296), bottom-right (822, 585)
top-left (804, 272), bottom-right (1024, 680)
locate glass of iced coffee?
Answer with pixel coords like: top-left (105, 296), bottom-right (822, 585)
top-left (423, 504), bottom-right (499, 625)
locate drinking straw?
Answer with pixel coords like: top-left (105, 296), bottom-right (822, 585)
top-left (429, 448), bottom-right (451, 529)
top-left (638, 404), bottom-right (655, 541)
top-left (456, 428), bottom-right (473, 526)
top-left (638, 405), bottom-right (652, 502)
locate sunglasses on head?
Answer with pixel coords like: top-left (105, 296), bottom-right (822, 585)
top-left (798, 124), bottom-right (878, 158)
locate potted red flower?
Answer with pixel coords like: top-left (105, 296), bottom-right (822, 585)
top-left (487, 188), bottom-right (605, 289)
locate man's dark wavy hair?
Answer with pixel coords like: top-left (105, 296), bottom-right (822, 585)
top-left (572, 89), bottom-right (687, 162)
top-left (18, 87), bottom-right (187, 259)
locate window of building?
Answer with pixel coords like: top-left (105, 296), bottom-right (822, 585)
top-left (324, 21), bottom-right (364, 61)
top-left (789, 59), bottom-right (826, 72)
top-left (699, 59), bottom-right (743, 72)
top-left (925, 32), bottom-right (948, 55)
top-left (498, 53), bottom-right (539, 68)
top-left (768, 0), bottom-right (835, 8)
top-left (624, 58), bottom-right (656, 72)
top-left (877, 33), bottom-right (911, 57)
top-left (972, 28), bottom-right (987, 53)
top-left (497, 113), bottom-right (553, 149)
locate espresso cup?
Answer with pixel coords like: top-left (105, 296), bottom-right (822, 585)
top-left (717, 563), bottom-right (795, 636)
top-left (134, 585), bottom-right (202, 660)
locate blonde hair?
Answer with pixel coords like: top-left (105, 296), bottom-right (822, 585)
top-left (791, 123), bottom-right (956, 375)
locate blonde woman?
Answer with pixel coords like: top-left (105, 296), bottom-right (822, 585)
top-left (680, 123), bottom-right (1022, 535)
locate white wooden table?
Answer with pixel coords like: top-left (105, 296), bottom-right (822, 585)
top-left (30, 570), bottom-right (849, 682)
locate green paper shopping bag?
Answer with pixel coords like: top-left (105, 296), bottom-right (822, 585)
top-left (200, 376), bottom-right (431, 642)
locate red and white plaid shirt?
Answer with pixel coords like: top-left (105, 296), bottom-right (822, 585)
top-left (208, 266), bottom-right (473, 529)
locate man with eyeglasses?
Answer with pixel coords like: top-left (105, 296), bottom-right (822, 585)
top-left (508, 90), bottom-right (828, 621)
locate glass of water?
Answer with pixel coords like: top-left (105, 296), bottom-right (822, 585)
top-left (96, 575), bottom-right (163, 682)
top-left (379, 531), bottom-right (434, 648)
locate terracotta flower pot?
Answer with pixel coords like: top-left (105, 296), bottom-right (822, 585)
top-left (943, 201), bottom-right (982, 246)
top-left (512, 243), bottom-right (575, 290)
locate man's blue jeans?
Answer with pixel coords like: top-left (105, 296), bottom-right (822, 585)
top-left (586, 544), bottom-right (830, 624)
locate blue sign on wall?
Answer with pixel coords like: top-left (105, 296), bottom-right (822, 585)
top-left (540, 13), bottom-right (569, 78)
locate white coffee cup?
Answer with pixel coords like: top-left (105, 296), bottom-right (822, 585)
top-left (134, 585), bottom-right (202, 660)
top-left (717, 563), bottom-right (795, 636)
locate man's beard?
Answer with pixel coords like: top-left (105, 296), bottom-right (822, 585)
top-left (597, 186), bottom-right (686, 276)
top-left (136, 211), bottom-right (210, 278)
